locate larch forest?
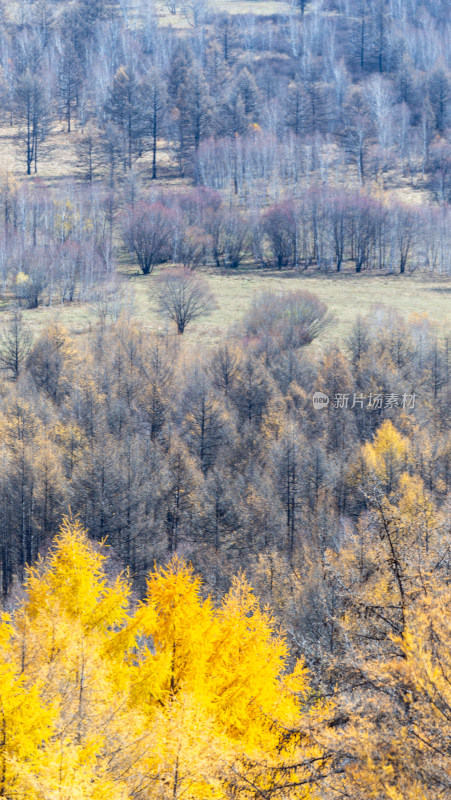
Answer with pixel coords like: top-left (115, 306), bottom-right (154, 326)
top-left (0, 0), bottom-right (449, 797)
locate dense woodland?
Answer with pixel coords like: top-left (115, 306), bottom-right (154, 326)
top-left (0, 301), bottom-right (450, 798)
top-left (0, 0), bottom-right (450, 797)
top-left (0, 0), bottom-right (450, 285)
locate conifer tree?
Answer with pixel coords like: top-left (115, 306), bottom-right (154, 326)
top-left (0, 519), bottom-right (326, 800)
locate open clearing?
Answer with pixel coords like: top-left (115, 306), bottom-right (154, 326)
top-left (123, 270), bottom-right (451, 346)
top-left (9, 270), bottom-right (450, 348)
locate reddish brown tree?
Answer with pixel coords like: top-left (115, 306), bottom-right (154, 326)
top-left (122, 202), bottom-right (175, 275)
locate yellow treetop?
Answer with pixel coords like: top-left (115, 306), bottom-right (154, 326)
top-left (0, 519), bottom-right (325, 800)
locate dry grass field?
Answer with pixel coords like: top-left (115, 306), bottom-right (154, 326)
top-left (10, 268), bottom-right (449, 348)
top-left (216, 0), bottom-right (292, 15)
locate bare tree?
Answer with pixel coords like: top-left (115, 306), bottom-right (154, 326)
top-left (122, 202), bottom-right (175, 275)
top-left (105, 66), bottom-right (143, 170)
top-left (262, 200), bottom-right (297, 269)
top-left (143, 67), bottom-right (167, 180)
top-left (242, 289), bottom-right (333, 348)
top-left (58, 40), bottom-right (82, 133)
top-left (174, 225), bottom-right (210, 269)
top-left (428, 65), bottom-right (451, 133)
top-left (75, 123), bottom-right (104, 182)
top-left (155, 267), bottom-right (216, 333)
top-left (13, 261), bottom-right (49, 308)
top-left (0, 310), bottom-right (32, 380)
top-left (15, 71), bottom-right (47, 175)
top-left (206, 209), bottom-right (249, 269)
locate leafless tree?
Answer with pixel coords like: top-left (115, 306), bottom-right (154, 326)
top-left (75, 124), bottom-right (104, 182)
top-left (0, 309), bottom-right (32, 379)
top-left (122, 202), bottom-right (175, 275)
top-left (243, 289), bottom-right (333, 348)
top-left (143, 67), bottom-right (167, 180)
top-left (155, 267), bottom-right (216, 333)
top-left (13, 260), bottom-right (49, 308)
top-left (15, 71), bottom-right (48, 175)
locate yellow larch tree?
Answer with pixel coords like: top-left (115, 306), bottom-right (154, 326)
top-left (361, 418), bottom-right (410, 492)
top-left (0, 620), bottom-right (55, 799)
top-left (325, 585), bottom-right (451, 800)
top-left (347, 419), bottom-right (411, 497)
top-left (9, 517), bottom-right (139, 799)
top-left (324, 466), bottom-right (450, 800)
top-left (0, 520), bottom-right (327, 800)
top-left (131, 558), bottom-right (327, 800)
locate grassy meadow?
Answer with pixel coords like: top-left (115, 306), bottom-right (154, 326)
top-left (9, 267), bottom-right (450, 348)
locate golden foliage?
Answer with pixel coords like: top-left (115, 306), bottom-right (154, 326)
top-left (0, 518), bottom-right (325, 800)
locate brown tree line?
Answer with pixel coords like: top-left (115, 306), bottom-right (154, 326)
top-left (0, 303), bottom-right (448, 662)
top-left (1, 295), bottom-right (450, 800)
top-left (0, 177), bottom-right (450, 302)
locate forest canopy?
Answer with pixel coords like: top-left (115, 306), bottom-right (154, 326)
top-left (0, 0), bottom-right (450, 796)
top-left (1, 517), bottom-right (326, 800)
